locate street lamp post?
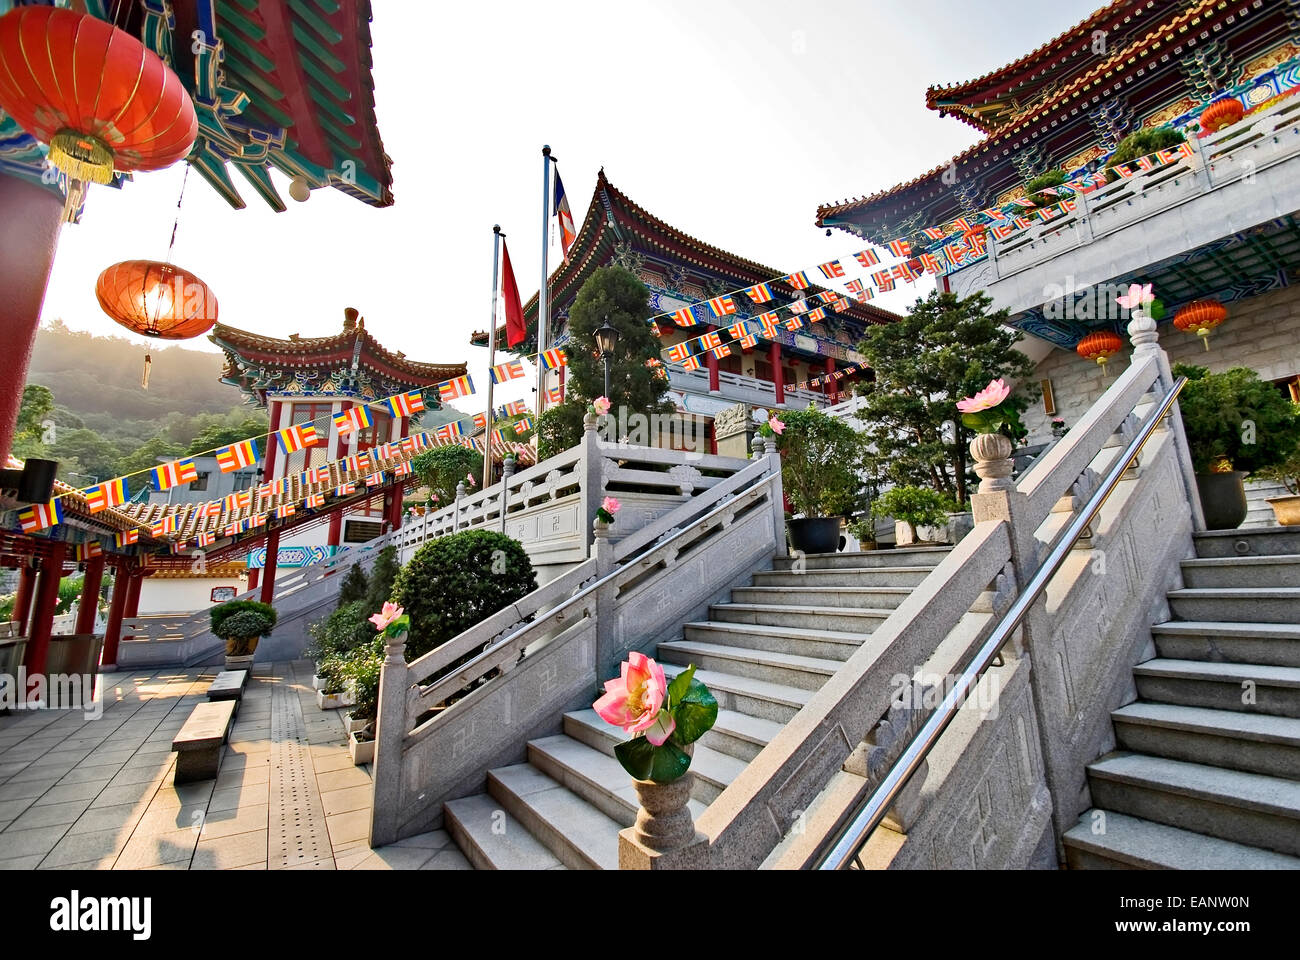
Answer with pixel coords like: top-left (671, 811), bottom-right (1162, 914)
top-left (595, 319), bottom-right (619, 400)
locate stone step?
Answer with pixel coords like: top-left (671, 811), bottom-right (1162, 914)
top-left (1167, 587), bottom-right (1300, 624)
top-left (1152, 621), bottom-right (1300, 669)
top-left (443, 792), bottom-right (567, 870)
top-left (1133, 658), bottom-right (1300, 717)
top-left (710, 601), bottom-right (891, 636)
top-left (657, 638), bottom-right (840, 691)
top-left (1194, 528), bottom-right (1300, 559)
top-left (730, 585), bottom-right (912, 612)
top-left (751, 567), bottom-right (936, 588)
top-left (1112, 702), bottom-right (1300, 780)
top-left (1063, 809), bottom-right (1300, 870)
top-left (1179, 555), bottom-right (1300, 589)
top-left (686, 617), bottom-right (868, 660)
top-left (662, 664), bottom-right (811, 725)
top-left (770, 547), bottom-right (949, 571)
top-left (486, 763), bottom-right (623, 870)
top-left (526, 734), bottom-right (707, 828)
top-left (561, 709), bottom-right (747, 804)
top-left (1085, 752), bottom-right (1300, 856)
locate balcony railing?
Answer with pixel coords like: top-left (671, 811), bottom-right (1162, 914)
top-left (667, 362), bottom-right (830, 409)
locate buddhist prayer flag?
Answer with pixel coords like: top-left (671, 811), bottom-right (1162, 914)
top-left (853, 249), bottom-right (880, 268)
top-left (197, 501), bottom-right (222, 519)
top-left (305, 493), bottom-right (326, 509)
top-left (152, 458), bottom-right (198, 491)
top-left (783, 315), bottom-right (804, 331)
top-left (855, 288), bottom-right (874, 302)
top-left (921, 253), bottom-right (943, 274)
top-left (365, 472), bottom-right (384, 487)
top-left (343, 453), bottom-right (370, 473)
top-left (276, 424), bottom-right (321, 455)
top-left (335, 482), bottom-right (356, 497)
top-left (275, 503), bottom-right (296, 520)
top-left (333, 406), bottom-right (373, 436)
top-left (807, 307), bottom-right (827, 322)
top-left (473, 412), bottom-right (488, 429)
top-left (540, 349), bottom-right (567, 371)
top-left (887, 239), bottom-right (911, 258)
top-left (922, 227), bottom-right (947, 240)
top-left (891, 263), bottom-right (918, 283)
top-left (758, 312), bottom-right (780, 336)
top-left (726, 321), bottom-right (749, 339)
top-left (215, 439), bottom-right (259, 472)
top-left (117, 529), bottom-right (138, 547)
top-left (820, 291), bottom-right (840, 303)
top-left (225, 490), bottom-right (251, 513)
top-left (707, 296), bottom-right (737, 317)
top-left (871, 270), bottom-right (895, 292)
top-left (680, 355), bottom-right (701, 371)
top-left (490, 360), bottom-right (525, 384)
top-left (248, 513), bottom-right (267, 528)
top-left (197, 531), bottom-right (216, 547)
top-left (699, 332), bottom-right (722, 351)
top-left (150, 516), bottom-right (176, 537)
top-left (438, 376), bottom-right (474, 401)
top-left (831, 299), bottom-right (849, 313)
top-left (671, 307), bottom-right (696, 328)
top-left (514, 416), bottom-right (534, 432)
top-left (737, 334), bottom-right (758, 350)
top-left (744, 283), bottom-right (773, 304)
top-left (817, 260), bottom-right (844, 279)
top-left (785, 271), bottom-right (810, 290)
top-left (84, 477), bottom-right (128, 513)
top-left (73, 540), bottom-right (102, 562)
top-left (373, 443), bottom-right (397, 461)
top-left (710, 343), bottom-right (732, 359)
top-left (394, 461), bottom-right (412, 477)
top-left (789, 299), bottom-right (808, 315)
top-left (504, 400), bottom-right (528, 416)
top-left (845, 279), bottom-right (864, 295)
top-left (384, 391), bottom-right (426, 417)
top-left (547, 387), bottom-right (564, 405)
top-left (224, 520), bottom-right (246, 537)
top-left (491, 428), bottom-right (508, 445)
top-left (667, 343), bottom-right (692, 363)
top-left (553, 170), bottom-right (577, 259)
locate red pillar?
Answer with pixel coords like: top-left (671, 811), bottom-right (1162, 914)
top-left (22, 543), bottom-right (65, 678)
top-left (260, 528), bottom-right (280, 604)
top-left (247, 567), bottom-right (260, 591)
top-left (824, 357), bottom-right (837, 404)
top-left (74, 555), bottom-right (105, 634)
top-left (706, 348), bottom-right (720, 392)
top-left (327, 400), bottom-right (351, 549)
top-left (0, 174), bottom-right (64, 463)
top-left (12, 564), bottom-right (36, 634)
top-left (101, 562), bottom-right (131, 667)
top-left (770, 342), bottom-right (785, 405)
top-left (124, 569), bottom-right (144, 618)
top-left (262, 400), bottom-right (283, 483)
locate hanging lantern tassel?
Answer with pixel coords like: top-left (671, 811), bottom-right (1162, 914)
top-left (142, 353), bottom-right (152, 390)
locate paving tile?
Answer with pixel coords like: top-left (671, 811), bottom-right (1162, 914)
top-left (388, 829), bottom-right (453, 850)
top-left (132, 802), bottom-right (207, 837)
top-left (348, 846), bottom-right (437, 870)
top-left (0, 777), bottom-right (58, 801)
top-left (89, 780), bottom-right (163, 809)
top-left (207, 781), bottom-right (269, 814)
top-left (65, 802), bottom-right (149, 836)
top-left (58, 763), bottom-right (125, 785)
top-left (189, 828), bottom-right (269, 870)
top-left (332, 845), bottom-right (374, 870)
top-left (320, 785), bottom-right (371, 818)
top-left (0, 824), bottom-right (73, 859)
top-left (197, 804), bottom-right (268, 841)
top-left (310, 750), bottom-right (354, 775)
top-left (37, 779), bottom-right (110, 805)
top-left (114, 827), bottom-right (199, 869)
top-left (0, 854), bottom-right (44, 869)
top-left (0, 796), bottom-right (37, 822)
top-left (325, 808), bottom-right (371, 846)
top-left (420, 847), bottom-right (473, 870)
top-left (6, 798), bottom-right (92, 830)
top-left (38, 855), bottom-right (120, 870)
top-left (316, 766), bottom-right (371, 793)
top-left (280, 858), bottom-right (335, 870)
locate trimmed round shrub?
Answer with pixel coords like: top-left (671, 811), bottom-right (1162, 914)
top-left (210, 600), bottom-right (277, 638)
top-left (214, 609), bottom-right (274, 656)
top-left (391, 529), bottom-right (537, 661)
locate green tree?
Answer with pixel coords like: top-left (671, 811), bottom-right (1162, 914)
top-left (337, 564), bottom-right (370, 608)
top-left (1173, 364), bottom-right (1300, 474)
top-left (115, 436), bottom-right (185, 482)
top-left (410, 444), bottom-right (483, 505)
top-left (544, 266), bottom-right (673, 455)
top-left (51, 428), bottom-right (123, 483)
top-left (185, 415), bottom-right (268, 455)
top-left (12, 384), bottom-right (54, 459)
top-left (854, 290), bottom-right (1037, 507)
top-left (364, 546), bottom-right (400, 614)
top-left (775, 407), bottom-right (864, 517)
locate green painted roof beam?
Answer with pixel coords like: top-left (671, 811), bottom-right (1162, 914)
top-left (299, 52), bottom-right (352, 103)
top-left (287, 0), bottom-right (343, 46)
top-left (234, 161), bottom-right (287, 213)
top-left (290, 22), bottom-right (345, 74)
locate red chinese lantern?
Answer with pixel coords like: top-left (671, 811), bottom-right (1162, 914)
top-left (1173, 299), bottom-right (1228, 350)
top-left (0, 6), bottom-right (197, 217)
top-left (1199, 98), bottom-right (1245, 134)
top-left (95, 261), bottom-right (218, 388)
top-left (1076, 330), bottom-right (1125, 375)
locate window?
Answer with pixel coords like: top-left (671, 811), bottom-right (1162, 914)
top-left (191, 472), bottom-right (210, 492)
top-left (753, 359), bottom-right (773, 383)
top-left (719, 354), bottom-right (742, 375)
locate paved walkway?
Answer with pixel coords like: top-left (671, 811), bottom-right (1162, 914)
top-left (0, 661), bottom-right (469, 870)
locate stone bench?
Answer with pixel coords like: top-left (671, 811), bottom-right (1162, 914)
top-left (171, 699), bottom-right (237, 784)
top-left (206, 670), bottom-right (248, 716)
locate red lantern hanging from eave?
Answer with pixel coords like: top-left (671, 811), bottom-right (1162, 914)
top-left (1198, 98), bottom-right (1245, 135)
top-left (1076, 330), bottom-right (1125, 375)
top-left (0, 6), bottom-right (198, 219)
top-left (95, 260), bottom-right (218, 389)
top-left (1173, 300), bottom-right (1228, 350)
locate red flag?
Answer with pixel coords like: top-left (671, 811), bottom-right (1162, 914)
top-left (501, 239), bottom-right (527, 347)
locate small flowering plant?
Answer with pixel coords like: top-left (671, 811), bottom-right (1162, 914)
top-left (594, 653), bottom-right (718, 783)
top-left (588, 395), bottom-right (612, 417)
top-left (596, 495), bottom-right (620, 524)
top-left (465, 473), bottom-right (476, 488)
top-left (956, 378), bottom-right (1023, 436)
top-left (759, 413), bottom-right (785, 439)
top-left (369, 601), bottom-right (408, 640)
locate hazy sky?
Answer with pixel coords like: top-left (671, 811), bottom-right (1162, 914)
top-left (38, 0), bottom-right (1098, 408)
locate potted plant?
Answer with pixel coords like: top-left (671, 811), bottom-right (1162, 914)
top-left (1174, 365), bottom-right (1300, 529)
top-left (873, 486), bottom-right (958, 546)
top-left (209, 600), bottom-right (277, 671)
top-left (772, 408), bottom-right (862, 554)
top-left (847, 517), bottom-right (878, 551)
top-left (315, 654), bottom-right (354, 710)
top-left (1257, 444), bottom-right (1300, 527)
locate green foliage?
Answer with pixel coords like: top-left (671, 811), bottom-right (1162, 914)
top-left (186, 416), bottom-right (269, 456)
top-left (409, 444), bottom-right (482, 505)
top-left (390, 529), bottom-right (536, 662)
top-left (114, 436), bottom-right (186, 480)
top-left (853, 290), bottom-right (1037, 506)
top-left (337, 564), bottom-right (369, 608)
top-left (559, 265), bottom-right (673, 438)
top-left (1173, 365), bottom-right (1300, 475)
top-left (535, 403), bottom-right (586, 460)
top-left (210, 600), bottom-right (277, 639)
top-left (1023, 169), bottom-right (1066, 207)
top-left (307, 600), bottom-right (376, 663)
top-left (1256, 445), bottom-right (1300, 495)
top-left (364, 547), bottom-right (400, 614)
top-left (55, 577), bottom-right (84, 616)
top-left (1106, 125), bottom-right (1185, 169)
top-left (13, 384), bottom-right (54, 455)
top-left (215, 610), bottom-right (273, 654)
top-left (340, 637), bottom-right (385, 722)
top-left (872, 485), bottom-right (958, 530)
top-left (774, 407), bottom-right (863, 517)
top-left (50, 429), bottom-right (122, 483)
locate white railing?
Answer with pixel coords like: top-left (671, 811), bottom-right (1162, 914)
top-left (667, 363), bottom-right (827, 409)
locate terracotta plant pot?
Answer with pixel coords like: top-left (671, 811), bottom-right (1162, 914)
top-left (1196, 471), bottom-right (1248, 530)
top-left (1266, 495), bottom-right (1300, 527)
top-left (787, 517), bottom-right (841, 555)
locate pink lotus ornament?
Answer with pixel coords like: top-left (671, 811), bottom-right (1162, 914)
top-left (591, 396), bottom-right (612, 416)
top-left (596, 495), bottom-right (621, 524)
top-left (1115, 283), bottom-right (1155, 311)
top-left (957, 378), bottom-right (1022, 436)
top-left (369, 602), bottom-right (404, 631)
top-left (956, 378), bottom-right (1011, 414)
top-left (593, 652), bottom-right (674, 745)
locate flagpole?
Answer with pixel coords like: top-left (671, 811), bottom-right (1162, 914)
top-left (483, 224), bottom-right (503, 488)
top-left (536, 144), bottom-right (552, 423)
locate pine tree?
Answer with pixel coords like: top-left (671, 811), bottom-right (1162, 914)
top-left (364, 546), bottom-right (401, 613)
top-left (336, 564), bottom-right (369, 609)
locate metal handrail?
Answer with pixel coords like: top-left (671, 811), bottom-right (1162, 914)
top-left (815, 376), bottom-right (1186, 869)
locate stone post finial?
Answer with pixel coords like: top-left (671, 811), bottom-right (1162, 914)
top-left (583, 411), bottom-right (598, 433)
top-left (1128, 307), bottom-right (1160, 356)
top-left (502, 456), bottom-right (517, 479)
top-left (970, 433), bottom-right (1015, 493)
top-left (455, 481), bottom-right (466, 499)
top-left (751, 434), bottom-right (765, 458)
top-left (763, 435), bottom-right (778, 456)
top-left (384, 630), bottom-right (407, 666)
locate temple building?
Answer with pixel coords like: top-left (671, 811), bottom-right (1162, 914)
top-left (474, 170), bottom-right (899, 449)
top-left (817, 0), bottom-right (1300, 519)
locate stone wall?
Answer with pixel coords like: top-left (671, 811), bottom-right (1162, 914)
top-left (1023, 285), bottom-right (1300, 445)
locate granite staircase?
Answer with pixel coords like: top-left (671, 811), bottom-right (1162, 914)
top-left (1064, 527), bottom-right (1300, 869)
top-left (440, 546), bottom-right (951, 869)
